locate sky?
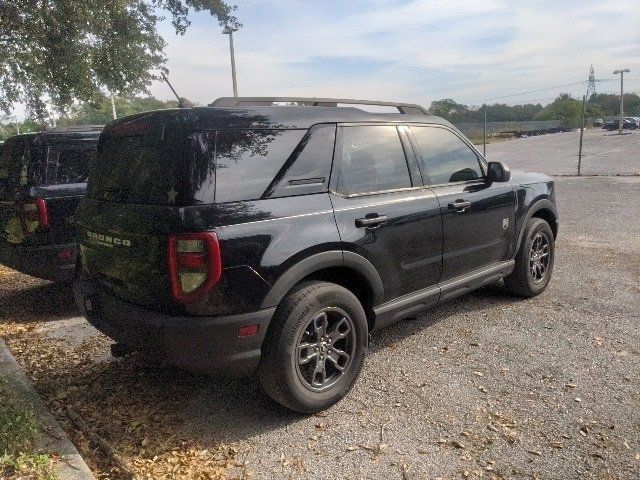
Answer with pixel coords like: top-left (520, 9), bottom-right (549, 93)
top-left (147, 0), bottom-right (640, 109)
top-left (7, 0), bottom-right (640, 120)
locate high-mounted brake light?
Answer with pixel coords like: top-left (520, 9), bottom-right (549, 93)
top-left (167, 232), bottom-right (222, 303)
top-left (19, 198), bottom-right (49, 236)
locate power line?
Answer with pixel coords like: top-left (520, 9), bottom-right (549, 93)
top-left (474, 81), bottom-right (586, 103)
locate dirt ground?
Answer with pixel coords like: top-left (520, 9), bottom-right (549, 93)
top-left (1, 176), bottom-right (639, 480)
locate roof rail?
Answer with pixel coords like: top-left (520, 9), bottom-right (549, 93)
top-left (210, 97), bottom-right (429, 115)
top-left (46, 125), bottom-right (104, 134)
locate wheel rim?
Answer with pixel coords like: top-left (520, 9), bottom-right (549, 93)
top-left (294, 307), bottom-right (356, 392)
top-left (529, 232), bottom-right (551, 284)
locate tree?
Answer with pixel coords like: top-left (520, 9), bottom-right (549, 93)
top-left (429, 99), bottom-right (471, 123)
top-left (588, 93), bottom-right (640, 116)
top-left (537, 93), bottom-right (583, 127)
top-left (0, 0), bottom-right (239, 120)
top-left (0, 118), bottom-right (42, 141)
top-left (58, 96), bottom-right (179, 126)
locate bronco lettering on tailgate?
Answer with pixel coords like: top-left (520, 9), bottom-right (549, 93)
top-left (86, 231), bottom-right (131, 248)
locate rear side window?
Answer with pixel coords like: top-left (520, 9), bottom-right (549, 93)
top-left (337, 126), bottom-right (411, 195)
top-left (410, 126), bottom-right (483, 185)
top-left (46, 144), bottom-right (95, 184)
top-left (263, 124), bottom-right (335, 199)
top-left (214, 129), bottom-right (306, 203)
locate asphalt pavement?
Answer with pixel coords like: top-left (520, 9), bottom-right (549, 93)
top-left (1, 176), bottom-right (638, 479)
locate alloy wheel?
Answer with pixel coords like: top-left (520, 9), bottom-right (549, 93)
top-left (529, 232), bottom-right (551, 283)
top-left (294, 307), bottom-right (356, 392)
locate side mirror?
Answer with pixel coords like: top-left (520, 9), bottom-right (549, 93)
top-left (487, 161), bottom-right (511, 183)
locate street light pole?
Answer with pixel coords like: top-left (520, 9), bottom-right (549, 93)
top-left (613, 68), bottom-right (630, 134)
top-left (111, 95), bottom-right (117, 120)
top-left (222, 27), bottom-right (239, 97)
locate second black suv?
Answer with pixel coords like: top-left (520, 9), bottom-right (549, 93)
top-left (0, 127), bottom-right (101, 281)
top-left (74, 98), bottom-right (558, 412)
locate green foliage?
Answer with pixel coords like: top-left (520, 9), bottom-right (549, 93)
top-left (0, 383), bottom-right (58, 479)
top-left (429, 99), bottom-right (471, 123)
top-left (537, 93), bottom-right (583, 127)
top-left (0, 119), bottom-right (43, 141)
top-left (589, 93), bottom-right (640, 116)
top-left (429, 91), bottom-right (640, 127)
top-left (0, 0), bottom-right (239, 120)
top-left (58, 96), bottom-right (179, 126)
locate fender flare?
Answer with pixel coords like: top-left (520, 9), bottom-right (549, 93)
top-left (513, 198), bottom-right (558, 255)
top-left (260, 251), bottom-right (384, 309)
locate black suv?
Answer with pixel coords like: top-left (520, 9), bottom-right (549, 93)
top-left (73, 98), bottom-right (558, 412)
top-left (0, 127), bottom-right (101, 281)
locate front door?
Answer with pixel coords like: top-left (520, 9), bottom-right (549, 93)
top-left (407, 125), bottom-right (516, 281)
top-left (330, 124), bottom-right (442, 303)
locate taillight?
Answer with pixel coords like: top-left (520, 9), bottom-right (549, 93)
top-left (167, 232), bottom-right (222, 303)
top-left (19, 198), bottom-right (49, 236)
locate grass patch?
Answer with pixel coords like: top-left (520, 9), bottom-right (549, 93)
top-left (0, 381), bottom-right (58, 480)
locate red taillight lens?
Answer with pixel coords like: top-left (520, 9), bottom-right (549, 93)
top-left (167, 232), bottom-right (222, 303)
top-left (19, 198), bottom-right (49, 235)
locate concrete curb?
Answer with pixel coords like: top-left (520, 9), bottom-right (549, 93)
top-left (0, 338), bottom-right (96, 480)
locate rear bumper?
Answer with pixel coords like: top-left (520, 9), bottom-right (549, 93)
top-left (73, 276), bottom-right (275, 377)
top-left (0, 241), bottom-right (77, 282)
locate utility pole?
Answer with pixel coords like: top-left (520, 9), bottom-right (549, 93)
top-left (483, 104), bottom-right (487, 157)
top-left (613, 69), bottom-right (630, 134)
top-left (222, 26), bottom-right (239, 97)
top-left (578, 95), bottom-right (586, 176)
top-left (111, 95), bottom-right (117, 120)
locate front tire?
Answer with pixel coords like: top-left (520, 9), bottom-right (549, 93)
top-left (504, 218), bottom-right (555, 297)
top-left (259, 281), bottom-right (368, 413)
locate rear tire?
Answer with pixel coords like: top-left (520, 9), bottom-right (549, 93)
top-left (259, 281), bottom-right (368, 413)
top-left (504, 218), bottom-right (555, 297)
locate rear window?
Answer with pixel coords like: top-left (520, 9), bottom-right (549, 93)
top-left (0, 138), bottom-right (31, 200)
top-left (89, 133), bottom-right (185, 205)
top-left (46, 144), bottom-right (95, 184)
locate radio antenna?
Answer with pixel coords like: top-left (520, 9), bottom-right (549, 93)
top-left (161, 72), bottom-right (193, 108)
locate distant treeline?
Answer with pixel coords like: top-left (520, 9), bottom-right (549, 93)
top-left (0, 97), bottom-right (178, 141)
top-left (430, 92), bottom-right (640, 128)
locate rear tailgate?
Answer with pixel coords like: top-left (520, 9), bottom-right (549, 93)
top-left (78, 110), bottom-right (190, 309)
top-left (76, 199), bottom-right (184, 309)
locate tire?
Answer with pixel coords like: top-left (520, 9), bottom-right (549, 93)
top-left (259, 281), bottom-right (368, 413)
top-left (504, 218), bottom-right (555, 297)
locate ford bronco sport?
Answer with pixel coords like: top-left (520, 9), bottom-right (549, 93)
top-left (0, 126), bottom-right (101, 281)
top-left (73, 97), bottom-right (558, 412)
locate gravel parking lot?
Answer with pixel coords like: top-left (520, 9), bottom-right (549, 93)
top-left (1, 176), bottom-right (639, 479)
top-left (486, 129), bottom-right (640, 176)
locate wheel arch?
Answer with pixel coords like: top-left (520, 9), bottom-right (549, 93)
top-left (514, 199), bottom-right (558, 255)
top-left (260, 251), bottom-right (384, 329)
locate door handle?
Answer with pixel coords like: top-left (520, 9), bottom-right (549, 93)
top-left (448, 200), bottom-right (472, 212)
top-left (355, 215), bottom-right (388, 228)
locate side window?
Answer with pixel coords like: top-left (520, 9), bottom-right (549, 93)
top-left (410, 126), bottom-right (483, 185)
top-left (337, 126), bottom-right (411, 195)
top-left (264, 124), bottom-right (335, 198)
top-left (214, 129), bottom-right (306, 203)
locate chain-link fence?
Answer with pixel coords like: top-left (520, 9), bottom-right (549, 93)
top-left (449, 93), bottom-right (640, 176)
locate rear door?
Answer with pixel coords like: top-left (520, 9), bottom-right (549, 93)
top-left (407, 125), bottom-right (516, 282)
top-left (330, 124), bottom-right (442, 304)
